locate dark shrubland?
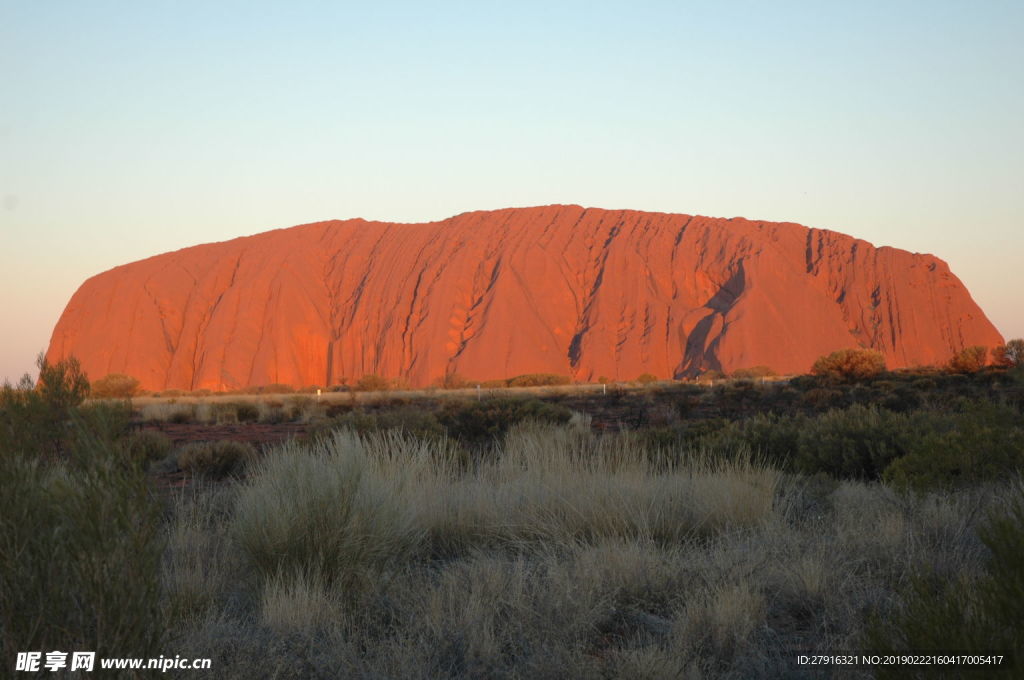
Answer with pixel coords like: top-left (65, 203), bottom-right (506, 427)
top-left (4, 352), bottom-right (1023, 677)
top-left (1, 357), bottom-right (163, 663)
top-left (811, 348), bottom-right (886, 380)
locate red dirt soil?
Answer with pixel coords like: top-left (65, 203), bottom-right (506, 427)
top-left (47, 205), bottom-right (1004, 390)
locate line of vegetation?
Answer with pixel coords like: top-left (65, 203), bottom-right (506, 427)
top-left (2, 347), bottom-right (1022, 677)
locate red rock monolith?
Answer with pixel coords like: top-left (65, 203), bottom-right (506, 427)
top-left (46, 206), bottom-right (1004, 390)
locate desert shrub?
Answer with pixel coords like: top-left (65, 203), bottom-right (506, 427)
top-left (800, 387), bottom-right (847, 410)
top-left (121, 429), bottom-right (172, 466)
top-left (883, 401), bottom-right (1024, 490)
top-left (480, 379), bottom-right (509, 388)
top-left (947, 345), bottom-right (988, 373)
top-left (438, 398), bottom-right (573, 444)
top-left (199, 402), bottom-right (251, 424)
top-left (811, 348), bottom-right (886, 380)
top-left (256, 400), bottom-right (289, 424)
top-left (354, 374), bottom-right (390, 392)
top-left (232, 433), bottom-right (421, 588)
top-left (280, 396), bottom-right (322, 423)
top-left (704, 413), bottom-right (804, 468)
top-left (911, 377), bottom-right (938, 391)
top-left (635, 373), bottom-right (659, 385)
top-left (35, 353), bottom-right (91, 412)
top-left (90, 373), bottom-right (141, 398)
top-left (992, 339), bottom-right (1024, 368)
top-left (793, 405), bottom-right (920, 479)
top-left (169, 404), bottom-right (195, 423)
top-left (865, 484), bottom-right (1024, 677)
top-left (878, 383), bottom-right (923, 412)
top-left (714, 381), bottom-right (765, 415)
top-left (507, 373), bottom-right (572, 387)
top-left (227, 401), bottom-right (260, 423)
top-left (731, 366), bottom-right (775, 379)
top-left (177, 440), bottom-right (257, 479)
top-left (0, 355), bottom-right (91, 458)
top-left (68, 401), bottom-right (133, 455)
top-left (0, 431), bottom-right (163, 660)
top-left (389, 377), bottom-right (411, 391)
top-left (0, 377), bottom-right (55, 458)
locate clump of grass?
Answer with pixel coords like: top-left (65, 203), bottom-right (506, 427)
top-left (140, 401), bottom-right (196, 423)
top-left (162, 484), bottom-right (238, 624)
top-left (260, 568), bottom-right (340, 634)
top-left (121, 428), bottom-right (172, 466)
top-left (177, 440), bottom-right (257, 479)
top-left (232, 431), bottom-right (422, 589)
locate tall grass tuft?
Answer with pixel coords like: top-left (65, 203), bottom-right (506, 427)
top-left (232, 431), bottom-right (422, 589)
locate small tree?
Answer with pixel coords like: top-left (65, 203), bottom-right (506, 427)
top-left (992, 339), bottom-right (1024, 368)
top-left (635, 373), bottom-right (659, 385)
top-left (36, 353), bottom-right (90, 412)
top-left (947, 345), bottom-right (988, 373)
top-left (91, 373), bottom-right (141, 399)
top-left (811, 348), bottom-right (886, 380)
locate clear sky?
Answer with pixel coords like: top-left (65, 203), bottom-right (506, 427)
top-left (2, 0), bottom-right (1021, 383)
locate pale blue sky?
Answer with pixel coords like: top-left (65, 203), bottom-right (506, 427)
top-left (2, 0), bottom-right (1021, 382)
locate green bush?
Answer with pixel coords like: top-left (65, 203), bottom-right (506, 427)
top-left (69, 401), bottom-right (133, 459)
top-left (811, 348), bottom-right (886, 380)
top-left (90, 373), bottom-right (141, 398)
top-left (438, 398), bottom-right (573, 443)
top-left (507, 373), bottom-right (572, 387)
top-left (865, 485), bottom-right (1024, 678)
top-left (635, 373), bottom-right (659, 385)
top-left (793, 404), bottom-right (912, 479)
top-left (704, 412), bottom-right (804, 468)
top-left (177, 440), bottom-right (257, 479)
top-left (883, 400), bottom-right (1024, 490)
top-left (121, 429), bottom-right (173, 466)
top-left (0, 424), bottom-right (163, 661)
top-left (1, 354), bottom-right (91, 459)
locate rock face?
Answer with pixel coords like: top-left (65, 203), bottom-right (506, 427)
top-left (46, 205), bottom-right (1004, 390)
